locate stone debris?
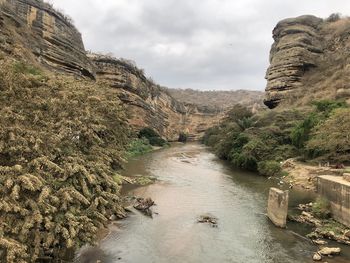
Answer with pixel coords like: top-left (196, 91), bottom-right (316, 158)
top-left (197, 214), bottom-right (218, 227)
top-left (318, 247), bottom-right (341, 256)
top-left (313, 239), bottom-right (327, 245)
top-left (133, 197), bottom-right (155, 217)
top-left (312, 252), bottom-right (322, 261)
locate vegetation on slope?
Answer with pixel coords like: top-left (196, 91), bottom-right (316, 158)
top-left (0, 58), bottom-right (130, 262)
top-left (167, 88), bottom-right (264, 112)
top-left (203, 101), bottom-right (349, 176)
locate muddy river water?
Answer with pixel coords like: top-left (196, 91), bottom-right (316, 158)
top-left (76, 143), bottom-right (350, 263)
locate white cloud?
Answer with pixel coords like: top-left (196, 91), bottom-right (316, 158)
top-left (50, 0), bottom-right (350, 90)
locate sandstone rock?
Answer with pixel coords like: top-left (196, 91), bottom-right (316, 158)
top-left (264, 15), bottom-right (323, 108)
top-left (313, 239), bottom-right (327, 245)
top-left (318, 247), bottom-right (341, 256)
top-left (0, 0), bottom-right (224, 141)
top-left (343, 173), bottom-right (350, 182)
top-left (344, 230), bottom-right (350, 238)
top-left (312, 252), bottom-right (322, 261)
top-left (264, 15), bottom-right (350, 108)
top-left (88, 53), bottom-right (223, 140)
top-left (0, 0), bottom-right (95, 77)
top-left (133, 197), bottom-right (155, 217)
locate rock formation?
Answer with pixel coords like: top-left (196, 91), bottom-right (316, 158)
top-left (88, 54), bottom-right (222, 140)
top-left (265, 15), bottom-right (350, 108)
top-left (0, 0), bottom-right (95, 78)
top-left (0, 0), bottom-right (222, 141)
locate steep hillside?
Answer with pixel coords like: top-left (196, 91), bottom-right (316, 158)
top-left (88, 54), bottom-right (221, 140)
top-left (0, 0), bottom-right (222, 141)
top-left (168, 88), bottom-right (265, 112)
top-left (0, 0), bottom-right (94, 77)
top-left (0, 58), bottom-right (130, 262)
top-left (265, 15), bottom-right (350, 108)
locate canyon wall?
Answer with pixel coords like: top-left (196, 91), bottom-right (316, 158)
top-left (89, 54), bottom-right (222, 140)
top-left (265, 15), bottom-right (350, 108)
top-left (0, 0), bottom-right (222, 141)
top-left (0, 0), bottom-right (94, 77)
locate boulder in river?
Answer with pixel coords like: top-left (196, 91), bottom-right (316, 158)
top-left (318, 247), bottom-right (341, 256)
top-left (197, 214), bottom-right (218, 227)
top-left (312, 252), bottom-right (322, 261)
top-left (133, 197), bottom-right (155, 217)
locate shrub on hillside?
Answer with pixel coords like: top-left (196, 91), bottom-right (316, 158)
top-left (257, 160), bottom-right (282, 177)
top-left (291, 113), bottom-right (320, 149)
top-left (138, 127), bottom-right (166, 146)
top-left (306, 108), bottom-right (350, 162)
top-left (0, 59), bottom-right (130, 262)
top-left (127, 138), bottom-right (152, 157)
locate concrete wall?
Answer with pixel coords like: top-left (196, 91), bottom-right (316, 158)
top-left (317, 175), bottom-right (350, 227)
top-left (267, 188), bottom-right (289, 228)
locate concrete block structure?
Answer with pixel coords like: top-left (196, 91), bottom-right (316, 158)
top-left (317, 175), bottom-right (350, 227)
top-left (267, 188), bottom-right (289, 228)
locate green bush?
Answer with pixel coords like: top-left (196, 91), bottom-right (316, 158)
top-left (313, 99), bottom-right (347, 116)
top-left (13, 61), bottom-right (42, 76)
top-left (148, 136), bottom-right (167, 146)
top-left (138, 127), bottom-right (160, 139)
top-left (138, 127), bottom-right (167, 146)
top-left (225, 104), bottom-right (253, 123)
top-left (291, 113), bottom-right (320, 149)
top-left (306, 108), bottom-right (350, 162)
top-left (257, 160), bottom-right (282, 176)
top-left (312, 197), bottom-right (331, 219)
top-left (127, 138), bottom-right (152, 157)
top-left (230, 152), bottom-right (258, 171)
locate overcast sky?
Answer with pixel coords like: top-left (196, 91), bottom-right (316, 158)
top-left (50, 0), bottom-right (349, 91)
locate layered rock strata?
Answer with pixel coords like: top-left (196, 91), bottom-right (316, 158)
top-left (0, 0), bottom-right (94, 77)
top-left (89, 54), bottom-right (222, 140)
top-left (265, 15), bottom-right (323, 108)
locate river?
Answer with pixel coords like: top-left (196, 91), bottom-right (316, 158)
top-left (76, 143), bottom-right (350, 263)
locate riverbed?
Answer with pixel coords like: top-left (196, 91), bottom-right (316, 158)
top-left (76, 143), bottom-right (350, 263)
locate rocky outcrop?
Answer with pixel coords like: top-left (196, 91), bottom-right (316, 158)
top-left (0, 0), bottom-right (222, 141)
top-left (89, 53), bottom-right (222, 140)
top-left (265, 15), bottom-right (350, 108)
top-left (265, 15), bottom-right (323, 108)
top-left (0, 0), bottom-right (94, 78)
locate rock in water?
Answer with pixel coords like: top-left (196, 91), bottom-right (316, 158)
top-left (313, 240), bottom-right (327, 245)
top-left (133, 197), bottom-right (155, 217)
top-left (312, 252), bottom-right (322, 261)
top-left (197, 214), bottom-right (218, 227)
top-left (318, 247), bottom-right (341, 256)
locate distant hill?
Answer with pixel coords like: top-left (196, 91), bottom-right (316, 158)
top-left (167, 88), bottom-right (265, 112)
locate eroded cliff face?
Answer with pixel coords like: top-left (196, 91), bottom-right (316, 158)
top-left (0, 0), bottom-right (222, 141)
top-left (265, 15), bottom-right (350, 108)
top-left (89, 54), bottom-right (222, 141)
top-left (0, 0), bottom-right (94, 78)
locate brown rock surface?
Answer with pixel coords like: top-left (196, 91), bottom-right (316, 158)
top-left (265, 15), bottom-right (350, 108)
top-left (89, 53), bottom-right (223, 140)
top-left (0, 0), bottom-right (95, 77)
top-left (0, 0), bottom-right (222, 141)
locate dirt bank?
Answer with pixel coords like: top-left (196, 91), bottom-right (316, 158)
top-left (281, 159), bottom-right (345, 191)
